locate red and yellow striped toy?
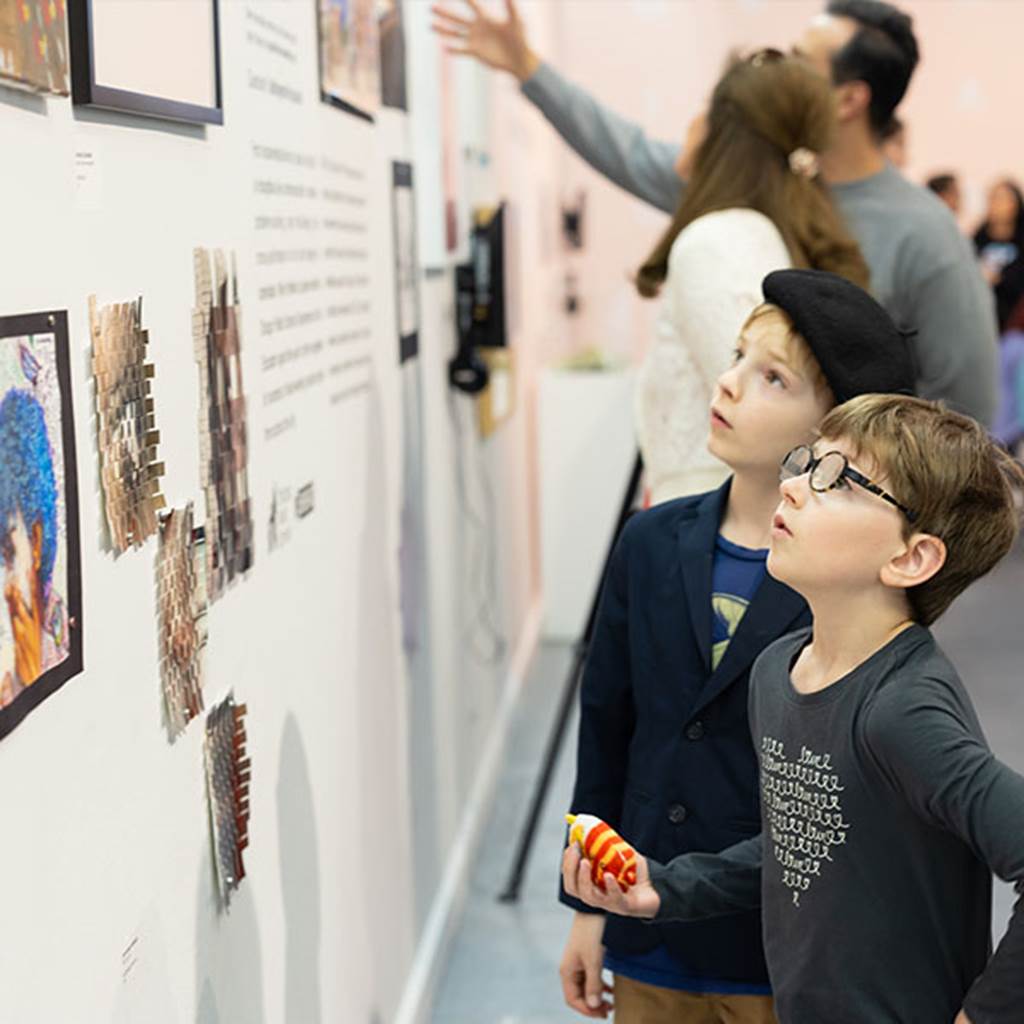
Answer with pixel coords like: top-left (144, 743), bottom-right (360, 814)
top-left (566, 813), bottom-right (638, 893)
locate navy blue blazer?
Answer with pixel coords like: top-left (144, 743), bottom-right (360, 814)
top-left (561, 481), bottom-right (810, 984)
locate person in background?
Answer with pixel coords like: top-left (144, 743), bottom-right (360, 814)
top-left (880, 115), bottom-right (907, 168)
top-left (974, 179), bottom-right (1024, 334)
top-left (432, 0), bottom-right (998, 426)
top-left (631, 51), bottom-right (868, 502)
top-left (927, 172), bottom-right (962, 217)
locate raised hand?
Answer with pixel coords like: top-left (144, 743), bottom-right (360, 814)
top-left (430, 0), bottom-right (540, 83)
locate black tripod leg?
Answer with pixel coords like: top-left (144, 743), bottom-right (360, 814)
top-left (498, 451), bottom-right (644, 903)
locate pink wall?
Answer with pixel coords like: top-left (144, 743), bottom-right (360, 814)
top-left (538, 0), bottom-right (1019, 364)
top-left (898, 0), bottom-right (1024, 228)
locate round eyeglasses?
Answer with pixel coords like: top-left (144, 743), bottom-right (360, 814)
top-left (780, 445), bottom-right (918, 523)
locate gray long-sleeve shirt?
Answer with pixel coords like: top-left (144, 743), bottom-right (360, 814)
top-left (647, 625), bottom-right (1024, 1024)
top-left (521, 63), bottom-right (998, 424)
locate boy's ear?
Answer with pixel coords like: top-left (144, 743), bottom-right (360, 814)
top-left (880, 533), bottom-right (946, 591)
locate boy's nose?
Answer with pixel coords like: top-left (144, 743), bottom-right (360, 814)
top-left (779, 473), bottom-right (807, 507)
top-left (716, 364), bottom-right (740, 399)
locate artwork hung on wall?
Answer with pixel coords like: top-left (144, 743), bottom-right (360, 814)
top-left (317, 0), bottom-right (380, 120)
top-left (378, 0), bottom-right (406, 111)
top-left (0, 311), bottom-right (82, 739)
top-left (67, 0), bottom-right (222, 124)
top-left (192, 248), bottom-right (254, 601)
top-left (203, 692), bottom-right (250, 909)
top-left (0, 0), bottom-right (70, 94)
top-left (392, 161), bottom-right (419, 362)
top-left (89, 295), bottom-right (165, 553)
top-left (440, 52), bottom-right (460, 252)
top-left (393, 161), bottom-right (427, 664)
top-left (156, 503), bottom-right (207, 739)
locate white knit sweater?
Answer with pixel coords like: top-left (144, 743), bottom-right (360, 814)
top-left (636, 208), bottom-right (792, 504)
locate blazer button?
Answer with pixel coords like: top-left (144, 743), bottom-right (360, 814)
top-left (668, 804), bottom-right (687, 825)
top-left (685, 721), bottom-right (705, 741)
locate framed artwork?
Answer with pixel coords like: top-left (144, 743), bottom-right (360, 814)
top-left (440, 51), bottom-right (459, 252)
top-left (392, 162), bottom-right (419, 363)
top-left (378, 0), bottom-right (406, 111)
top-left (317, 0), bottom-right (379, 121)
top-left (0, 311), bottom-right (82, 740)
top-left (67, 0), bottom-right (222, 125)
top-left (0, 0), bottom-right (70, 94)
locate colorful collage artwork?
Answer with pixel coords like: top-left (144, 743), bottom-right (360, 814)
top-left (318, 0), bottom-right (380, 119)
top-left (156, 503), bottom-right (208, 740)
top-left (90, 295), bottom-right (166, 553)
top-left (203, 693), bottom-right (251, 909)
top-left (0, 275), bottom-right (253, 890)
top-left (0, 312), bottom-right (82, 739)
top-left (379, 0), bottom-right (406, 111)
top-left (192, 248), bottom-right (254, 601)
top-left (0, 0), bottom-right (69, 95)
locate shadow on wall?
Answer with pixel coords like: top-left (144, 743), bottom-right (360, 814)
top-left (277, 713), bottom-right (324, 1024)
top-left (397, 357), bottom-right (443, 935)
top-left (0, 82), bottom-right (47, 115)
top-left (194, 839), bottom-right (268, 1023)
top-left (354, 380), bottom-right (415, 1019)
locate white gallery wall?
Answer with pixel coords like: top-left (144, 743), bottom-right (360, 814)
top-left (0, 1), bottom-right (568, 1021)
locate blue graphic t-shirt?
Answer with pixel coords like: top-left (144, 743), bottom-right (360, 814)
top-left (711, 533), bottom-right (769, 670)
top-left (605, 534), bottom-right (769, 995)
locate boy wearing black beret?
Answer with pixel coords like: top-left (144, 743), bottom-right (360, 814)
top-left (558, 270), bottom-right (915, 1024)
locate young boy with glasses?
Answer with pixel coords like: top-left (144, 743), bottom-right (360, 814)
top-left (558, 269), bottom-right (916, 1023)
top-left (563, 392), bottom-right (1024, 1024)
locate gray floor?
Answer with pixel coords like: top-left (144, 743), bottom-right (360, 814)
top-left (431, 545), bottom-right (1024, 1023)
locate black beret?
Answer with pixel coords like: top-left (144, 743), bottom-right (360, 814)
top-left (761, 269), bottom-right (916, 403)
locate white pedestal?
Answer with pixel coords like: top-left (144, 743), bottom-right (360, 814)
top-left (539, 367), bottom-right (636, 640)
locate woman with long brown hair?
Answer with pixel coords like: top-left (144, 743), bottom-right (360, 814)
top-left (636, 49), bottom-right (868, 503)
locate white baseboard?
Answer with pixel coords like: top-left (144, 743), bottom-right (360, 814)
top-left (393, 593), bottom-right (544, 1024)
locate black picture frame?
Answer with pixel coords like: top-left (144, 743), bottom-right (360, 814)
top-left (67, 0), bottom-right (223, 125)
top-left (392, 162), bottom-right (420, 363)
top-left (316, 0), bottom-right (376, 123)
top-left (319, 81), bottom-right (374, 124)
top-left (0, 311), bottom-right (84, 741)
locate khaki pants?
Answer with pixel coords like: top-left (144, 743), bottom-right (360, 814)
top-left (613, 974), bottom-right (778, 1024)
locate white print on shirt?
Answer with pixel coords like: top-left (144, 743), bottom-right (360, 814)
top-left (760, 736), bottom-right (850, 907)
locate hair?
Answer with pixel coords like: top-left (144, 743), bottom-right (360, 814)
top-left (744, 304), bottom-right (835, 403)
top-left (926, 173), bottom-right (958, 197)
top-left (826, 0), bottom-right (920, 137)
top-left (817, 394), bottom-right (1024, 626)
top-left (0, 388), bottom-right (59, 592)
top-left (980, 178), bottom-right (1024, 240)
top-left (879, 115), bottom-right (903, 142)
top-left (637, 54), bottom-right (869, 298)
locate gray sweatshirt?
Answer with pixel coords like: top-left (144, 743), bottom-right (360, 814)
top-left (647, 625), bottom-right (1024, 1024)
top-left (521, 63), bottom-right (998, 424)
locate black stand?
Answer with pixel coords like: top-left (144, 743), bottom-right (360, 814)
top-left (498, 451), bottom-right (644, 903)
